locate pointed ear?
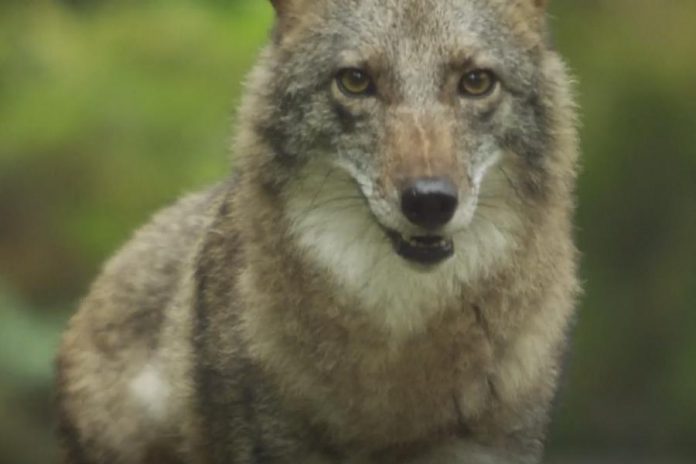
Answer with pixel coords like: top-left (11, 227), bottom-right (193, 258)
top-left (269, 0), bottom-right (310, 37)
top-left (510, 0), bottom-right (549, 19)
top-left (525, 0), bottom-right (550, 29)
top-left (270, 0), bottom-right (288, 16)
top-left (269, 0), bottom-right (312, 19)
top-left (526, 0), bottom-right (549, 16)
top-left (269, 0), bottom-right (292, 38)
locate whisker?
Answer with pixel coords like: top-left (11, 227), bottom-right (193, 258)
top-left (357, 245), bottom-right (393, 295)
top-left (497, 165), bottom-right (524, 204)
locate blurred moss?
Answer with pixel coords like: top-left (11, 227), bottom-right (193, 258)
top-left (0, 292), bottom-right (64, 386)
top-left (547, 0), bottom-right (696, 458)
top-left (0, 286), bottom-right (65, 464)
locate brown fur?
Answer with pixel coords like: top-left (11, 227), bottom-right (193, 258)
top-left (56, 1), bottom-right (579, 463)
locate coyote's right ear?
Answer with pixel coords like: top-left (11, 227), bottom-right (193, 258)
top-left (523, 0), bottom-right (550, 30)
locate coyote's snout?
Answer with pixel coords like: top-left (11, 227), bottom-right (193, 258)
top-left (394, 176), bottom-right (459, 264)
top-left (375, 109), bottom-right (466, 264)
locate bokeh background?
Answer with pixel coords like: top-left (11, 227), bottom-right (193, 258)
top-left (1, 1), bottom-right (695, 463)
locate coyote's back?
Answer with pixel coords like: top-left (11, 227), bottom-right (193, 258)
top-left (57, 1), bottom-right (579, 463)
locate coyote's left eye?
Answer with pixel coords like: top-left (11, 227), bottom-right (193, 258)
top-left (459, 70), bottom-right (497, 97)
top-left (336, 68), bottom-right (375, 97)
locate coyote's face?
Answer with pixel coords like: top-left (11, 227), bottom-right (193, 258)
top-left (250, 0), bottom-right (568, 331)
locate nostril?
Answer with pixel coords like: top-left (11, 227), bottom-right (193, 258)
top-left (401, 177), bottom-right (459, 229)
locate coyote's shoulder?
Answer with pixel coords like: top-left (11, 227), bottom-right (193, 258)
top-left (57, 1), bottom-right (579, 463)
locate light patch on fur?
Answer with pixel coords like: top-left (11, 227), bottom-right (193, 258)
top-left (285, 160), bottom-right (522, 338)
top-left (129, 363), bottom-right (170, 423)
top-left (494, 285), bottom-right (570, 404)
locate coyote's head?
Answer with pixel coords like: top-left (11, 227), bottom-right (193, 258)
top-left (239, 0), bottom-right (577, 331)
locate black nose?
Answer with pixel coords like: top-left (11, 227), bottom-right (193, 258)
top-left (400, 177), bottom-right (459, 230)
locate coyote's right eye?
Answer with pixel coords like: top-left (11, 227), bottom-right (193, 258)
top-left (459, 70), bottom-right (497, 98)
top-left (336, 68), bottom-right (375, 97)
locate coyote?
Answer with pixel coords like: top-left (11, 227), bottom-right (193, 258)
top-left (56, 0), bottom-right (580, 463)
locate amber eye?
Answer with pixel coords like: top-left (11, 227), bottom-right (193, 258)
top-left (459, 70), bottom-right (497, 97)
top-left (336, 68), bottom-right (374, 96)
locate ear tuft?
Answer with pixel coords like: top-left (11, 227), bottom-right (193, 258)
top-left (270, 0), bottom-right (285, 14)
top-left (271, 0), bottom-right (301, 17)
top-left (269, 0), bottom-right (315, 38)
top-left (269, 0), bottom-right (293, 37)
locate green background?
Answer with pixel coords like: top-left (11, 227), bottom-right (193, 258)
top-left (1, 1), bottom-right (695, 462)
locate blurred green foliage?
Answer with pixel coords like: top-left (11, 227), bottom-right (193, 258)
top-left (0, 1), bottom-right (695, 463)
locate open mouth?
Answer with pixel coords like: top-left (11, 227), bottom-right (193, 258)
top-left (386, 230), bottom-right (454, 266)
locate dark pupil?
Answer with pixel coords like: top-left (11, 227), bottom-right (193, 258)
top-left (467, 72), bottom-right (486, 89)
top-left (349, 70), bottom-right (365, 85)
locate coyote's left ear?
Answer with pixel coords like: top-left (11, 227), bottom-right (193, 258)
top-left (529, 0), bottom-right (549, 16)
top-left (526, 0), bottom-right (550, 29)
top-left (270, 0), bottom-right (289, 16)
top-left (269, 0), bottom-right (312, 36)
